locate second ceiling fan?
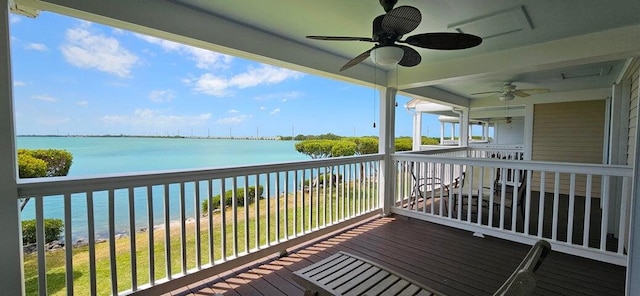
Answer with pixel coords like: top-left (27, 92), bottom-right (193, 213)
top-left (306, 0), bottom-right (483, 71)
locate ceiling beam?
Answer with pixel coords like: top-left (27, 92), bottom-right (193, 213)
top-left (400, 86), bottom-right (470, 108)
top-left (15, 0), bottom-right (386, 88)
top-left (396, 24), bottom-right (640, 90)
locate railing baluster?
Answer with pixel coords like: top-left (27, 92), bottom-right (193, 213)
top-left (511, 170), bottom-right (520, 232)
top-left (266, 173), bottom-right (271, 245)
top-left (567, 173), bottom-right (576, 243)
top-left (87, 192), bottom-right (97, 295)
top-left (329, 166), bottom-right (333, 224)
top-left (244, 175), bottom-right (249, 252)
top-left (524, 172), bottom-right (532, 235)
top-left (35, 196), bottom-right (46, 296)
top-left (64, 193), bottom-right (73, 295)
top-left (108, 189), bottom-right (118, 294)
top-left (255, 174), bottom-right (260, 248)
top-left (583, 174), bottom-right (593, 247)
top-left (293, 171), bottom-right (298, 236)
top-left (275, 172), bottom-right (280, 242)
top-left (618, 177), bottom-right (630, 254)
top-left (467, 166), bottom-right (474, 223)
top-left (284, 171), bottom-right (289, 239)
top-left (220, 179), bottom-right (226, 261)
top-left (499, 168), bottom-right (507, 229)
top-left (231, 177), bottom-right (238, 257)
top-left (308, 169), bottom-right (313, 230)
top-left (600, 176), bottom-right (610, 251)
top-left (179, 183), bottom-right (187, 273)
top-left (207, 180), bottom-right (214, 264)
top-left (552, 172), bottom-right (560, 241)
top-left (322, 167), bottom-right (327, 227)
top-left (128, 187), bottom-right (137, 291)
top-left (146, 185), bottom-right (155, 284)
top-left (301, 169), bottom-right (306, 233)
top-left (538, 171), bottom-right (546, 237)
top-left (341, 165), bottom-right (345, 221)
top-left (315, 167), bottom-right (320, 228)
top-left (163, 184), bottom-right (171, 278)
top-left (194, 181), bottom-right (202, 269)
top-left (488, 167), bottom-right (495, 227)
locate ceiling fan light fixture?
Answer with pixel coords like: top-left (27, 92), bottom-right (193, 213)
top-left (499, 94), bottom-right (515, 101)
top-left (370, 46), bottom-right (404, 67)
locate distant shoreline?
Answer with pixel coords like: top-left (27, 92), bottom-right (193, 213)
top-left (17, 134), bottom-right (287, 141)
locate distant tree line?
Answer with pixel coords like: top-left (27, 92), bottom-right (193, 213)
top-left (293, 135), bottom-right (440, 158)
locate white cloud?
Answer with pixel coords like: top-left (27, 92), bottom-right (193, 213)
top-left (77, 101), bottom-right (88, 106)
top-left (136, 34), bottom-right (232, 70)
top-left (270, 108), bottom-right (281, 115)
top-left (187, 74), bottom-right (231, 97)
top-left (260, 106), bottom-right (266, 111)
top-left (9, 15), bottom-right (21, 24)
top-left (26, 43), bottom-right (47, 51)
top-left (254, 91), bottom-right (303, 101)
top-left (61, 25), bottom-right (138, 77)
top-left (230, 66), bottom-right (303, 88)
top-left (13, 80), bottom-right (26, 87)
top-left (149, 89), bottom-right (175, 103)
top-left (102, 109), bottom-right (211, 128)
top-left (188, 66), bottom-right (304, 97)
top-left (217, 114), bottom-right (251, 124)
top-left (32, 95), bottom-right (59, 102)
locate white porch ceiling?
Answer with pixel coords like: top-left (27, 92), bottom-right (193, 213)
top-left (13, 0), bottom-right (640, 109)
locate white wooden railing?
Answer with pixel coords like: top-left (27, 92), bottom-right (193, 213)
top-left (18, 155), bottom-right (382, 295)
top-left (392, 154), bottom-right (632, 266)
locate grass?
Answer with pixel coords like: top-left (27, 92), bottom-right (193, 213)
top-left (23, 183), bottom-right (379, 295)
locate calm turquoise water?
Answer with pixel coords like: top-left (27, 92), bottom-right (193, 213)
top-left (17, 136), bottom-right (309, 240)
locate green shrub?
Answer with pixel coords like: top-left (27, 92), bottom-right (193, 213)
top-left (303, 173), bottom-right (343, 186)
top-left (17, 149), bottom-right (73, 178)
top-left (17, 154), bottom-right (47, 178)
top-left (202, 185), bottom-right (263, 214)
top-left (21, 219), bottom-right (64, 245)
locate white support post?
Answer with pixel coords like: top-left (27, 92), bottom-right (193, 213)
top-left (440, 122), bottom-right (445, 144)
top-left (450, 123), bottom-right (455, 141)
top-left (412, 111), bottom-right (422, 151)
top-left (379, 87), bottom-right (396, 215)
top-left (627, 69), bottom-right (640, 296)
top-left (459, 108), bottom-right (470, 147)
top-left (0, 3), bottom-right (25, 295)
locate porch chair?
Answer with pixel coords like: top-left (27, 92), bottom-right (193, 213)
top-left (292, 239), bottom-right (552, 296)
top-left (490, 169), bottom-right (528, 219)
top-left (452, 165), bottom-right (498, 212)
top-left (407, 162), bottom-right (457, 214)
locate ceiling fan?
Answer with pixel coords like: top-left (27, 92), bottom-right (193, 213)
top-left (306, 0), bottom-right (483, 71)
top-left (470, 82), bottom-right (550, 101)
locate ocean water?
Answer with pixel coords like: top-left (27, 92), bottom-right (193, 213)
top-left (17, 136), bottom-right (309, 240)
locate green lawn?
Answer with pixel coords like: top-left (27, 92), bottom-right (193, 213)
top-left (23, 184), bottom-right (378, 295)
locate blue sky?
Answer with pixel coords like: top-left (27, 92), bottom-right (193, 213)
top-left (9, 12), bottom-right (442, 138)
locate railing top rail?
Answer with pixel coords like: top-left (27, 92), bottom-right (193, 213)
top-left (392, 154), bottom-right (633, 177)
top-left (18, 154), bottom-right (383, 196)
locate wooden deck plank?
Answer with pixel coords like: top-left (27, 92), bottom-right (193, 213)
top-left (168, 215), bottom-right (626, 296)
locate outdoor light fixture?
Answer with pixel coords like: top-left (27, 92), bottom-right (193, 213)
top-left (370, 46), bottom-right (404, 67)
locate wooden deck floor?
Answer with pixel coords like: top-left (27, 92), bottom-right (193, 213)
top-left (166, 215), bottom-right (626, 296)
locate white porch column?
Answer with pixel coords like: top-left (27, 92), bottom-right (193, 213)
top-left (450, 123), bottom-right (455, 140)
top-left (440, 122), bottom-right (445, 144)
top-left (627, 74), bottom-right (640, 296)
top-left (412, 111), bottom-right (422, 151)
top-left (0, 3), bottom-right (25, 295)
top-left (378, 87), bottom-right (396, 215)
top-left (459, 108), bottom-right (470, 147)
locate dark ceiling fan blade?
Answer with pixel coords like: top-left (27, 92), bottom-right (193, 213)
top-left (397, 45), bottom-right (421, 67)
top-left (340, 48), bottom-right (374, 71)
top-left (382, 6), bottom-right (421, 36)
top-left (307, 36), bottom-right (374, 42)
top-left (402, 32), bottom-right (482, 50)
